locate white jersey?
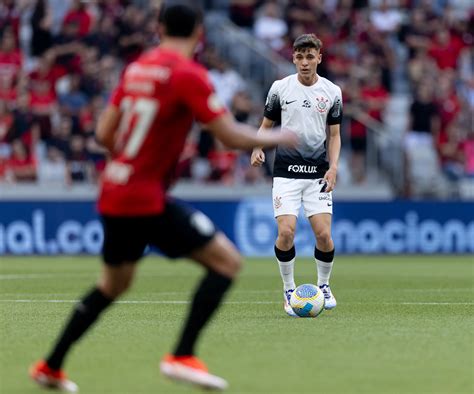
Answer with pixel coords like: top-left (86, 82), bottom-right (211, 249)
top-left (264, 73), bottom-right (343, 179)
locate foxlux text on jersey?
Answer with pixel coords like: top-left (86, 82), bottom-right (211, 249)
top-left (288, 165), bottom-right (318, 173)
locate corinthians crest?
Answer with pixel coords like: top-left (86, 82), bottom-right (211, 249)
top-left (273, 196), bottom-right (282, 209)
top-left (315, 96), bottom-right (329, 113)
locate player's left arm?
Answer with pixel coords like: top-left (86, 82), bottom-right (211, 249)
top-left (324, 124), bottom-right (341, 193)
top-left (324, 92), bottom-right (343, 193)
top-left (95, 81), bottom-right (125, 153)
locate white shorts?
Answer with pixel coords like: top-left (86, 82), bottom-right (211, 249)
top-left (272, 177), bottom-right (333, 218)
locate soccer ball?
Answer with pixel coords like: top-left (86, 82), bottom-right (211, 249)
top-left (289, 284), bottom-right (325, 317)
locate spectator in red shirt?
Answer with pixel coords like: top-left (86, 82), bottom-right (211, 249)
top-left (428, 26), bottom-right (465, 71)
top-left (62, 0), bottom-right (92, 38)
top-left (0, 28), bottom-right (22, 104)
top-left (348, 72), bottom-right (389, 184)
top-left (4, 139), bottom-right (37, 182)
top-left (435, 72), bottom-right (461, 133)
top-left (28, 51), bottom-right (66, 115)
top-left (0, 158), bottom-right (5, 180)
top-left (436, 120), bottom-right (465, 181)
top-left (361, 71), bottom-right (389, 122)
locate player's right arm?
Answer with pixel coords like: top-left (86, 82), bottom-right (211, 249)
top-left (250, 117), bottom-right (274, 167)
top-left (204, 113), bottom-right (295, 151)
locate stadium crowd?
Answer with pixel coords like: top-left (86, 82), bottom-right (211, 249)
top-left (0, 0), bottom-right (472, 197)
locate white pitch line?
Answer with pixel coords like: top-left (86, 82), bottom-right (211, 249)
top-left (0, 299), bottom-right (472, 305)
top-left (397, 302), bottom-right (474, 305)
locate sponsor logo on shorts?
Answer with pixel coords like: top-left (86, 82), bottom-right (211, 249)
top-left (319, 195), bottom-right (331, 201)
top-left (190, 212), bottom-right (215, 236)
top-left (273, 196), bottom-right (282, 209)
top-left (288, 165), bottom-right (318, 173)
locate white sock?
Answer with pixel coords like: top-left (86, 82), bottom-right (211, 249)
top-left (316, 259), bottom-right (333, 287)
top-left (277, 258), bottom-right (296, 291)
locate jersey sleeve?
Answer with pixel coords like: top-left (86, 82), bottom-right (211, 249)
top-left (327, 87), bottom-right (343, 125)
top-left (263, 81), bottom-right (282, 122)
top-left (180, 69), bottom-right (227, 124)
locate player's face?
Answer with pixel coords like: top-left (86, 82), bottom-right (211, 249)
top-left (293, 48), bottom-right (321, 78)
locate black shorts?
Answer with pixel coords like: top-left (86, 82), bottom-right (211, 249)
top-left (101, 199), bottom-right (216, 265)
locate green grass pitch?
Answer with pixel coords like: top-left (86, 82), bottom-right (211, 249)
top-left (1, 255), bottom-right (473, 394)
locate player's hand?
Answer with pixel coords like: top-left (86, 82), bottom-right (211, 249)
top-left (251, 148), bottom-right (265, 167)
top-left (323, 167), bottom-right (337, 193)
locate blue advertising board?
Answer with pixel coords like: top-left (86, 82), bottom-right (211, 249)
top-left (233, 199), bottom-right (474, 255)
top-left (0, 199), bottom-right (473, 255)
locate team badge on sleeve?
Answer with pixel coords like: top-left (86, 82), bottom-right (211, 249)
top-left (207, 94), bottom-right (224, 112)
top-left (266, 93), bottom-right (279, 112)
top-left (273, 196), bottom-right (282, 209)
top-left (332, 98), bottom-right (342, 117)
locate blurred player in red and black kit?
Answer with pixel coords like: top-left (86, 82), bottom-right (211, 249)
top-left (29, 1), bottom-right (297, 392)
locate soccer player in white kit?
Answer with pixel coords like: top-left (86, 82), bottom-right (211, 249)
top-left (251, 34), bottom-right (343, 316)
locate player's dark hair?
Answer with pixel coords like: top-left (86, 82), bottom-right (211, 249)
top-left (293, 34), bottom-right (323, 52)
top-left (159, 1), bottom-right (203, 38)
